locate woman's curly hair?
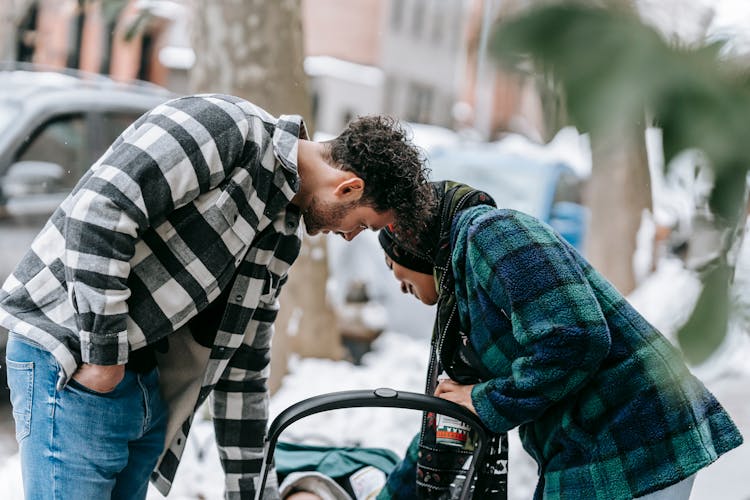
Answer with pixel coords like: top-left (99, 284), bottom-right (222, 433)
top-left (326, 115), bottom-right (434, 238)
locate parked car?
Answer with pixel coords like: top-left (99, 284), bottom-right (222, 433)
top-left (0, 64), bottom-right (174, 388)
top-left (427, 143), bottom-right (588, 253)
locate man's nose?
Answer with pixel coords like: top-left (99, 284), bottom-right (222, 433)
top-left (341, 227), bottom-right (364, 241)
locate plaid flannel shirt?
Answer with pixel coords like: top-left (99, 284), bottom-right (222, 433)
top-left (0, 94), bottom-right (305, 499)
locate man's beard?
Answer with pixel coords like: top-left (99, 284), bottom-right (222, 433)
top-left (302, 197), bottom-right (358, 235)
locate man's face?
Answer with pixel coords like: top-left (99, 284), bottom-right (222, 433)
top-left (302, 196), bottom-right (395, 241)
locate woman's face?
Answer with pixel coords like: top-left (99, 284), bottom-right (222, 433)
top-left (385, 256), bottom-right (439, 305)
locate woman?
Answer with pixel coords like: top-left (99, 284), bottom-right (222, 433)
top-left (376, 181), bottom-right (742, 500)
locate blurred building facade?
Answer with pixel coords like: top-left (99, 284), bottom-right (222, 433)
top-left (10, 0), bottom-right (173, 84)
top-left (301, 0), bottom-right (385, 136)
top-left (302, 0), bottom-right (543, 138)
top-left (3, 0), bottom-right (546, 140)
top-left (301, 0), bottom-right (470, 135)
top-left (380, 0), bottom-right (468, 128)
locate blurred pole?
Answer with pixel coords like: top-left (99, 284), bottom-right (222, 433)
top-left (474, 0), bottom-right (499, 140)
top-left (583, 0), bottom-right (653, 295)
top-left (0, 0), bottom-right (14, 61)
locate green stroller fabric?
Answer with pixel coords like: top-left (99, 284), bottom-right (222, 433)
top-left (275, 441), bottom-right (401, 480)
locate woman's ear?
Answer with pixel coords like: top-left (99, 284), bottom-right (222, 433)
top-left (333, 177), bottom-right (364, 201)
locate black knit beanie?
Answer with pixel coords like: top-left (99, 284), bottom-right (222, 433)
top-left (378, 181), bottom-right (495, 275)
top-left (378, 224), bottom-right (434, 274)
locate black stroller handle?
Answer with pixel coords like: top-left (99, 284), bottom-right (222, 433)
top-left (255, 388), bottom-right (490, 500)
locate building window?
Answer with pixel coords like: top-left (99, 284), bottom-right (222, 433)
top-left (431, 7), bottom-right (444, 44)
top-left (390, 0), bottom-right (405, 31)
top-left (66, 6), bottom-right (86, 69)
top-left (342, 109), bottom-right (354, 127)
top-left (406, 83), bottom-right (434, 124)
top-left (447, 1), bottom-right (464, 50)
top-left (411, 0), bottom-right (425, 39)
top-left (137, 32), bottom-right (154, 81)
top-left (383, 76), bottom-right (397, 115)
top-left (16, 4), bottom-right (38, 63)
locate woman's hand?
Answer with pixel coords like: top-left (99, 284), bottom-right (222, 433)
top-left (434, 378), bottom-right (477, 416)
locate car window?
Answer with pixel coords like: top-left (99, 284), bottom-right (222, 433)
top-left (429, 154), bottom-right (552, 219)
top-left (16, 113), bottom-right (88, 192)
top-left (95, 112), bottom-right (143, 159)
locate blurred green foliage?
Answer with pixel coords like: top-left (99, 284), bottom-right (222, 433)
top-left (490, 4), bottom-right (749, 364)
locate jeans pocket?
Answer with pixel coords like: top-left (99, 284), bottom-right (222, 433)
top-left (6, 359), bottom-right (33, 442)
top-left (66, 370), bottom-right (131, 397)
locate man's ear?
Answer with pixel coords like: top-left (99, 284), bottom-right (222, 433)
top-left (333, 177), bottom-right (364, 201)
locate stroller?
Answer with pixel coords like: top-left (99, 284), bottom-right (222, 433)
top-left (255, 388), bottom-right (508, 500)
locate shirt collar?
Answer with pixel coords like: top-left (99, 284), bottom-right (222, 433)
top-left (272, 114), bottom-right (308, 196)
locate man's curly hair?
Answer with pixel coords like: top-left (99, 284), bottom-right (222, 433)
top-left (326, 115), bottom-right (434, 238)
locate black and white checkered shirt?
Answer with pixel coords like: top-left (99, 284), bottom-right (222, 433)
top-left (0, 94), bottom-right (305, 498)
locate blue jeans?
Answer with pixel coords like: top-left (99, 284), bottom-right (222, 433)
top-left (5, 332), bottom-right (168, 500)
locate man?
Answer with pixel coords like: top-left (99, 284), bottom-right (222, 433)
top-left (0, 94), bottom-right (431, 499)
top-left (376, 181), bottom-right (743, 499)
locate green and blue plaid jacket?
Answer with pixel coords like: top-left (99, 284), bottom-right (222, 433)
top-left (384, 205), bottom-right (742, 499)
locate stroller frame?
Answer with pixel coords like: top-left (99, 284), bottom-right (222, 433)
top-left (255, 387), bottom-right (492, 500)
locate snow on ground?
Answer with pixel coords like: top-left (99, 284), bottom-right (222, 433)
top-left (148, 246), bottom-right (750, 500)
top-left (148, 331), bottom-right (433, 500)
top-left (146, 231), bottom-right (750, 500)
top-left (0, 248), bottom-right (748, 499)
top-left (3, 220), bottom-right (750, 500)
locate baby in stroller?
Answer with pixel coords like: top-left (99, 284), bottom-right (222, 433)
top-left (275, 441), bottom-right (399, 500)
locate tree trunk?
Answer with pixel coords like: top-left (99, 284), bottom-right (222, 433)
top-left (583, 0), bottom-right (652, 295)
top-left (528, 0), bottom-right (653, 294)
top-left (585, 126), bottom-right (652, 294)
top-left (189, 0), bottom-right (310, 117)
top-left (189, 0), bottom-right (341, 394)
